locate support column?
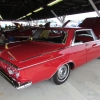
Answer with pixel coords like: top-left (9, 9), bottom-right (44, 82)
top-left (29, 17), bottom-right (33, 21)
top-left (88, 0), bottom-right (100, 17)
top-left (51, 10), bottom-right (63, 24)
top-left (59, 15), bottom-right (66, 23)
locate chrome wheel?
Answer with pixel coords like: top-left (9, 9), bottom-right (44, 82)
top-left (57, 65), bottom-right (68, 82)
top-left (52, 64), bottom-right (70, 85)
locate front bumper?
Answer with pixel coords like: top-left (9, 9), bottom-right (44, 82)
top-left (0, 69), bottom-right (32, 89)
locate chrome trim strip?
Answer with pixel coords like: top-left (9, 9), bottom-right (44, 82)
top-left (18, 55), bottom-right (64, 70)
top-left (20, 48), bottom-right (64, 63)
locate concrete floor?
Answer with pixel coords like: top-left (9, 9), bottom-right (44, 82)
top-left (0, 59), bottom-right (100, 100)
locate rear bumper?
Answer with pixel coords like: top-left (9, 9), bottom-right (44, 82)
top-left (0, 69), bottom-right (32, 89)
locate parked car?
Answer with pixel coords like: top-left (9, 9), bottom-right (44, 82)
top-left (3, 22), bottom-right (37, 41)
top-left (4, 27), bottom-right (37, 41)
top-left (0, 17), bottom-right (100, 89)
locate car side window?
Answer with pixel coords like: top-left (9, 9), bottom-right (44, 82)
top-left (74, 30), bottom-right (94, 44)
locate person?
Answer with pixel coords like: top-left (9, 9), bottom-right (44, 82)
top-left (39, 24), bottom-right (44, 27)
top-left (8, 33), bottom-right (14, 42)
top-left (0, 31), bottom-right (6, 44)
top-left (18, 23), bottom-right (24, 31)
top-left (0, 25), bottom-right (3, 32)
top-left (44, 22), bottom-right (51, 28)
top-left (8, 25), bottom-right (11, 29)
top-left (5, 24), bottom-right (8, 30)
top-left (39, 22), bottom-right (51, 39)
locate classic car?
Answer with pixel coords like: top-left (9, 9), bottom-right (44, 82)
top-left (0, 17), bottom-right (100, 89)
top-left (3, 27), bottom-right (37, 41)
top-left (3, 22), bottom-right (37, 41)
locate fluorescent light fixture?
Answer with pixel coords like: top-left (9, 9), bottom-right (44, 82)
top-left (0, 15), bottom-right (3, 20)
top-left (33, 7), bottom-right (43, 12)
top-left (16, 17), bottom-right (22, 20)
top-left (22, 16), bottom-right (26, 18)
top-left (26, 12), bottom-right (32, 16)
top-left (16, 15), bottom-right (26, 20)
top-left (19, 17), bottom-right (22, 19)
top-left (47, 0), bottom-right (63, 6)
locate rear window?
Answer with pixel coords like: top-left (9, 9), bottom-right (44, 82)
top-left (32, 29), bottom-right (68, 44)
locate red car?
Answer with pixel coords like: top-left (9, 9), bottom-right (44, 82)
top-left (0, 17), bottom-right (100, 89)
top-left (3, 27), bottom-right (37, 41)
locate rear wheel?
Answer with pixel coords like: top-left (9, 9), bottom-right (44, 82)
top-left (52, 64), bottom-right (70, 85)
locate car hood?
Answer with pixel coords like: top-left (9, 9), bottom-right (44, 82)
top-left (0, 41), bottom-right (65, 64)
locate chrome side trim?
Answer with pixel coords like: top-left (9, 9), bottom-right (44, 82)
top-left (18, 55), bottom-right (64, 70)
top-left (20, 48), bottom-right (64, 63)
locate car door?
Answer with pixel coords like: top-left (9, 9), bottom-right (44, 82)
top-left (74, 29), bottom-right (100, 62)
top-left (84, 30), bottom-right (100, 62)
top-left (68, 30), bottom-right (87, 67)
top-left (67, 43), bottom-right (86, 67)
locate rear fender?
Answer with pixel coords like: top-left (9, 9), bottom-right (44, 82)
top-left (49, 60), bottom-right (76, 79)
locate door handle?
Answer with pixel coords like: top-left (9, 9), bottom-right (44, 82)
top-left (92, 44), bottom-right (97, 47)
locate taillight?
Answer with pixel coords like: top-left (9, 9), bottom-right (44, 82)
top-left (7, 65), bottom-right (20, 78)
top-left (0, 58), bottom-right (20, 79)
top-left (7, 67), bottom-right (14, 74)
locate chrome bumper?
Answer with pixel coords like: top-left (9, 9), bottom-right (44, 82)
top-left (0, 69), bottom-right (32, 89)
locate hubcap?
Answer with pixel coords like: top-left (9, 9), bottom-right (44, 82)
top-left (57, 65), bottom-right (69, 82)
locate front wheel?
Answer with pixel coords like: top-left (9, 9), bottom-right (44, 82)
top-left (52, 64), bottom-right (70, 85)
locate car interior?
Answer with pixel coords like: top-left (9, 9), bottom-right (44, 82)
top-left (74, 30), bottom-right (94, 43)
top-left (32, 29), bottom-right (67, 44)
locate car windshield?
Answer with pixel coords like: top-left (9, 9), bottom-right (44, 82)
top-left (31, 29), bottom-right (68, 44)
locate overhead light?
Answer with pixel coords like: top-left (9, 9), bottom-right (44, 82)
top-left (47, 0), bottom-right (63, 6)
top-left (16, 17), bottom-right (22, 20)
top-left (0, 15), bottom-right (3, 20)
top-left (16, 15), bottom-right (26, 20)
top-left (19, 17), bottom-right (22, 19)
top-left (33, 7), bottom-right (43, 12)
top-left (26, 12), bottom-right (32, 16)
top-left (22, 16), bottom-right (26, 18)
